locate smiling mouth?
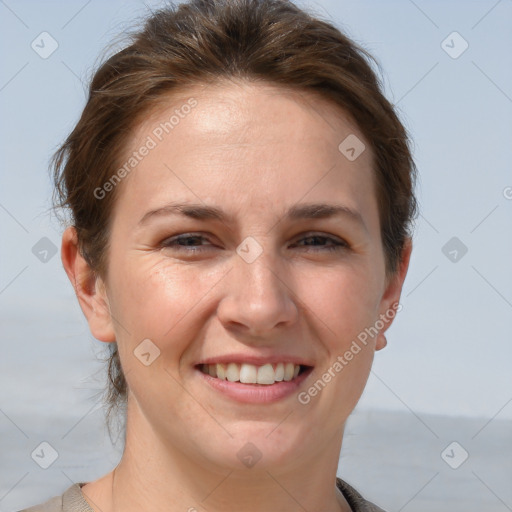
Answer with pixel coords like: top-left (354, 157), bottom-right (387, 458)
top-left (195, 362), bottom-right (312, 385)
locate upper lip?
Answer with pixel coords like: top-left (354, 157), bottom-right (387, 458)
top-left (195, 354), bottom-right (314, 367)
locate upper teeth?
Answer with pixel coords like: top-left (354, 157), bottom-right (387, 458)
top-left (201, 362), bottom-right (301, 385)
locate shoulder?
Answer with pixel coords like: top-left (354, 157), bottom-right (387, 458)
top-left (17, 483), bottom-right (93, 512)
top-left (336, 477), bottom-right (387, 512)
top-left (18, 495), bottom-right (62, 512)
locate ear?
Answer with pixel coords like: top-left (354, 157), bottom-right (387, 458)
top-left (375, 238), bottom-right (413, 351)
top-left (61, 226), bottom-right (116, 343)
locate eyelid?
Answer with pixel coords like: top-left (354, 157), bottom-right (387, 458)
top-left (161, 232), bottom-right (214, 247)
top-left (291, 232), bottom-right (349, 250)
top-left (296, 231), bottom-right (348, 244)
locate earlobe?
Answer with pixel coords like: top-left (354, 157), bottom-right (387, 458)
top-left (375, 238), bottom-right (413, 351)
top-left (61, 226), bottom-right (116, 343)
top-left (375, 333), bottom-right (387, 351)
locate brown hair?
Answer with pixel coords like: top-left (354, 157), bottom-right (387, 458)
top-left (51, 0), bottom-right (417, 437)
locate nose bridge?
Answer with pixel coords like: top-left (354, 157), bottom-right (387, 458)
top-left (217, 236), bottom-right (298, 333)
top-left (238, 240), bottom-right (282, 299)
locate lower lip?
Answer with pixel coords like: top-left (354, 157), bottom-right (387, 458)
top-left (196, 367), bottom-right (313, 404)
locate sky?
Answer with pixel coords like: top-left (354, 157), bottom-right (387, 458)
top-left (1, 0), bottom-right (511, 424)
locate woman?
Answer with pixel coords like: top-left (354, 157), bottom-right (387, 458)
top-left (21, 0), bottom-right (416, 510)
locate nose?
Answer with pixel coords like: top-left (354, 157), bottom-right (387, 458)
top-left (216, 244), bottom-right (299, 337)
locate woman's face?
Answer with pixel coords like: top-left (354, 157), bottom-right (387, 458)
top-left (79, 81), bottom-right (409, 473)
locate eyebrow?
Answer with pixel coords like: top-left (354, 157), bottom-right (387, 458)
top-left (138, 202), bottom-right (367, 230)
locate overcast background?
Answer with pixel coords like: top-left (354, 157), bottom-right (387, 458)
top-left (1, 1), bottom-right (511, 511)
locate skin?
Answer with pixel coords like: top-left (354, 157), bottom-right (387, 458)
top-left (62, 80), bottom-right (412, 512)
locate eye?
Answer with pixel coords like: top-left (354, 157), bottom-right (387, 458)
top-left (291, 233), bottom-right (349, 252)
top-left (160, 232), bottom-right (349, 255)
top-left (161, 233), bottom-right (214, 253)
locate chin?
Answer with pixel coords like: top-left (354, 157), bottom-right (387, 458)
top-left (205, 423), bottom-right (309, 472)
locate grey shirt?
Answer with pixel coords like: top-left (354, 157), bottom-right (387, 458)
top-left (19, 478), bottom-right (386, 512)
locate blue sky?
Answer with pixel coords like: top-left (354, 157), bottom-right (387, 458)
top-left (1, 0), bottom-right (511, 421)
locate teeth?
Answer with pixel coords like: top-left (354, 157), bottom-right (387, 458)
top-left (274, 362), bottom-right (284, 381)
top-left (200, 362), bottom-right (304, 385)
top-left (226, 362), bottom-right (239, 382)
top-left (284, 362), bottom-right (295, 381)
top-left (240, 363), bottom-right (257, 384)
top-left (216, 363), bottom-right (226, 380)
top-left (257, 364), bottom-right (275, 385)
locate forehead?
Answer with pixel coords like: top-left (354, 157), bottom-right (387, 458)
top-left (112, 80), bottom-right (377, 230)
top-left (137, 80), bottom-right (368, 155)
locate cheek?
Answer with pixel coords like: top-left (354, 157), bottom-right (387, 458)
top-left (299, 264), bottom-right (382, 345)
top-left (109, 256), bottom-right (222, 347)
top-left (107, 258), bottom-right (210, 400)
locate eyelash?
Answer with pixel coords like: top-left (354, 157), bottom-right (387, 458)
top-left (161, 233), bottom-right (349, 253)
